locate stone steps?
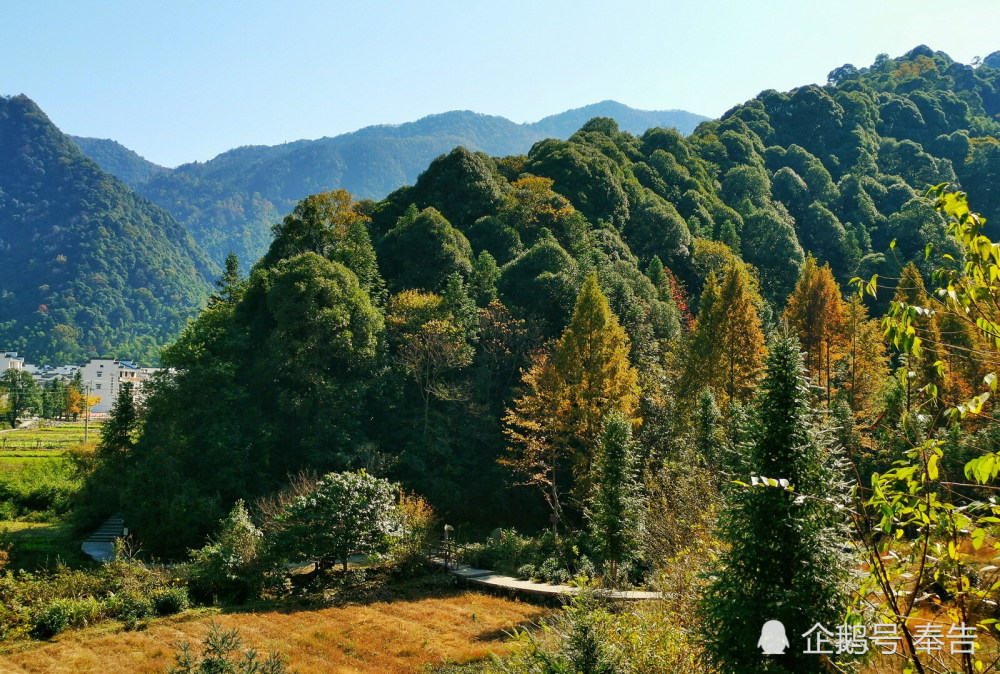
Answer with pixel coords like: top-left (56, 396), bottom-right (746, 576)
top-left (81, 516), bottom-right (124, 562)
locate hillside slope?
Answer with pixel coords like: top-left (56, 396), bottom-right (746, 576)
top-left (77, 103), bottom-right (707, 266)
top-left (0, 95), bottom-right (214, 364)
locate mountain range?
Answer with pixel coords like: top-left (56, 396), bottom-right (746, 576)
top-left (72, 101), bottom-right (707, 266)
top-left (0, 95), bottom-right (214, 364)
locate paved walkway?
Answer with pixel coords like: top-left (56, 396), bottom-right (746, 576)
top-left (433, 558), bottom-right (662, 601)
top-left (81, 515), bottom-right (124, 562)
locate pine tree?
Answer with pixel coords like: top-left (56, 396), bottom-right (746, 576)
top-left (700, 335), bottom-right (850, 673)
top-left (98, 382), bottom-right (139, 465)
top-left (587, 411), bottom-right (644, 587)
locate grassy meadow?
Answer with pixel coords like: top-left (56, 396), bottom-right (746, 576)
top-left (0, 586), bottom-right (546, 673)
top-left (0, 420), bottom-right (98, 570)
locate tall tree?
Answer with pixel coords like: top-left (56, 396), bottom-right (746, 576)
top-left (551, 273), bottom-right (641, 498)
top-left (587, 411), bottom-right (644, 587)
top-left (783, 255), bottom-right (848, 404)
top-left (700, 335), bottom-right (850, 673)
top-left (686, 262), bottom-right (767, 406)
top-left (503, 273), bottom-right (640, 519)
top-left (842, 293), bottom-right (888, 416)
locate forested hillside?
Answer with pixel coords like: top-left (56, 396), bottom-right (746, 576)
top-left (100, 46), bottom-right (1000, 559)
top-left (77, 102), bottom-right (706, 267)
top-left (69, 136), bottom-right (168, 188)
top-left (0, 95), bottom-right (215, 364)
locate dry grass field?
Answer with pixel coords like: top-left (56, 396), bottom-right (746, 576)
top-left (0, 589), bottom-right (546, 674)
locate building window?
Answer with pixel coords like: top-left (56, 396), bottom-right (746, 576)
top-left (95, 383), bottom-right (101, 390)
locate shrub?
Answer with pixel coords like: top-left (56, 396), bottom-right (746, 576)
top-left (188, 500), bottom-right (264, 603)
top-left (106, 592), bottom-right (154, 629)
top-left (271, 471), bottom-right (403, 573)
top-left (515, 564), bottom-right (536, 580)
top-left (152, 586), bottom-right (191, 615)
top-left (32, 597), bottom-right (101, 638)
top-left (387, 491), bottom-right (436, 576)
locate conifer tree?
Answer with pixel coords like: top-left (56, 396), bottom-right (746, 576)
top-left (783, 255), bottom-right (847, 404)
top-left (893, 263), bottom-right (945, 412)
top-left (98, 382), bottom-right (139, 464)
top-left (552, 272), bottom-right (640, 496)
top-left (587, 411), bottom-right (644, 587)
top-left (842, 293), bottom-right (888, 416)
top-left (503, 273), bottom-right (640, 519)
top-left (686, 262), bottom-right (767, 406)
top-left (700, 335), bottom-right (850, 673)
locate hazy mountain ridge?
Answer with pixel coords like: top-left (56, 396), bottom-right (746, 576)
top-left (69, 136), bottom-right (168, 188)
top-left (75, 102), bottom-right (708, 266)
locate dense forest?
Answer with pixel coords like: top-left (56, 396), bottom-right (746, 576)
top-left (77, 102), bottom-right (707, 268)
top-left (10, 44), bottom-right (1000, 671)
top-left (97, 45), bottom-right (1000, 550)
top-left (0, 95), bottom-right (215, 364)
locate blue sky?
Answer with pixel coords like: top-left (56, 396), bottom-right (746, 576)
top-left (4, 0), bottom-right (1000, 167)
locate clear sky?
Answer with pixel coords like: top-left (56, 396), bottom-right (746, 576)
top-left (4, 0), bottom-right (999, 168)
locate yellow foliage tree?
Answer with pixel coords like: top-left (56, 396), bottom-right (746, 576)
top-left (503, 273), bottom-right (640, 519)
top-left (686, 261), bottom-right (767, 406)
top-left (783, 255), bottom-right (847, 404)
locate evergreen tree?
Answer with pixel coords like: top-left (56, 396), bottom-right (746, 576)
top-left (700, 335), bottom-right (850, 673)
top-left (587, 411), bottom-right (644, 587)
top-left (98, 382), bottom-right (140, 466)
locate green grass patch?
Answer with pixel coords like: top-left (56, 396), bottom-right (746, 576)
top-left (0, 521), bottom-right (89, 570)
top-left (0, 456), bottom-right (79, 522)
top-left (0, 421), bottom-right (102, 450)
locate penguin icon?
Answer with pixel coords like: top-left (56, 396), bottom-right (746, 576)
top-left (758, 620), bottom-right (789, 655)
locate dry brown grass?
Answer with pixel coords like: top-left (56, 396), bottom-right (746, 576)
top-left (0, 591), bottom-right (546, 674)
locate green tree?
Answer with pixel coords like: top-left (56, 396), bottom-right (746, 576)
top-left (97, 382), bottom-right (140, 467)
top-left (273, 471), bottom-right (402, 573)
top-left (0, 369), bottom-right (39, 428)
top-left (700, 335), bottom-right (850, 673)
top-left (188, 500), bottom-right (265, 603)
top-left (587, 411), bottom-right (644, 587)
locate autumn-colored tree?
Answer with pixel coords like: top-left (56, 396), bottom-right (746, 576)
top-left (686, 262), bottom-right (767, 406)
top-left (893, 262), bottom-right (946, 412)
top-left (503, 273), bottom-right (640, 518)
top-left (841, 293), bottom-right (889, 416)
top-left (552, 273), bottom-right (641, 493)
top-left (783, 255), bottom-right (847, 404)
top-left (501, 350), bottom-right (569, 526)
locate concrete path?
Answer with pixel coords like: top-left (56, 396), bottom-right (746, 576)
top-left (81, 515), bottom-right (124, 562)
top-left (433, 558), bottom-right (662, 601)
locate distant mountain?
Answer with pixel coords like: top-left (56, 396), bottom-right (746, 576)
top-left (70, 136), bottom-right (168, 188)
top-left (75, 102), bottom-right (708, 267)
top-left (0, 95), bottom-right (215, 364)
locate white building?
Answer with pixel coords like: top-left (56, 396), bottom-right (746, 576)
top-left (78, 358), bottom-right (155, 413)
top-left (1, 351), bottom-right (24, 372)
